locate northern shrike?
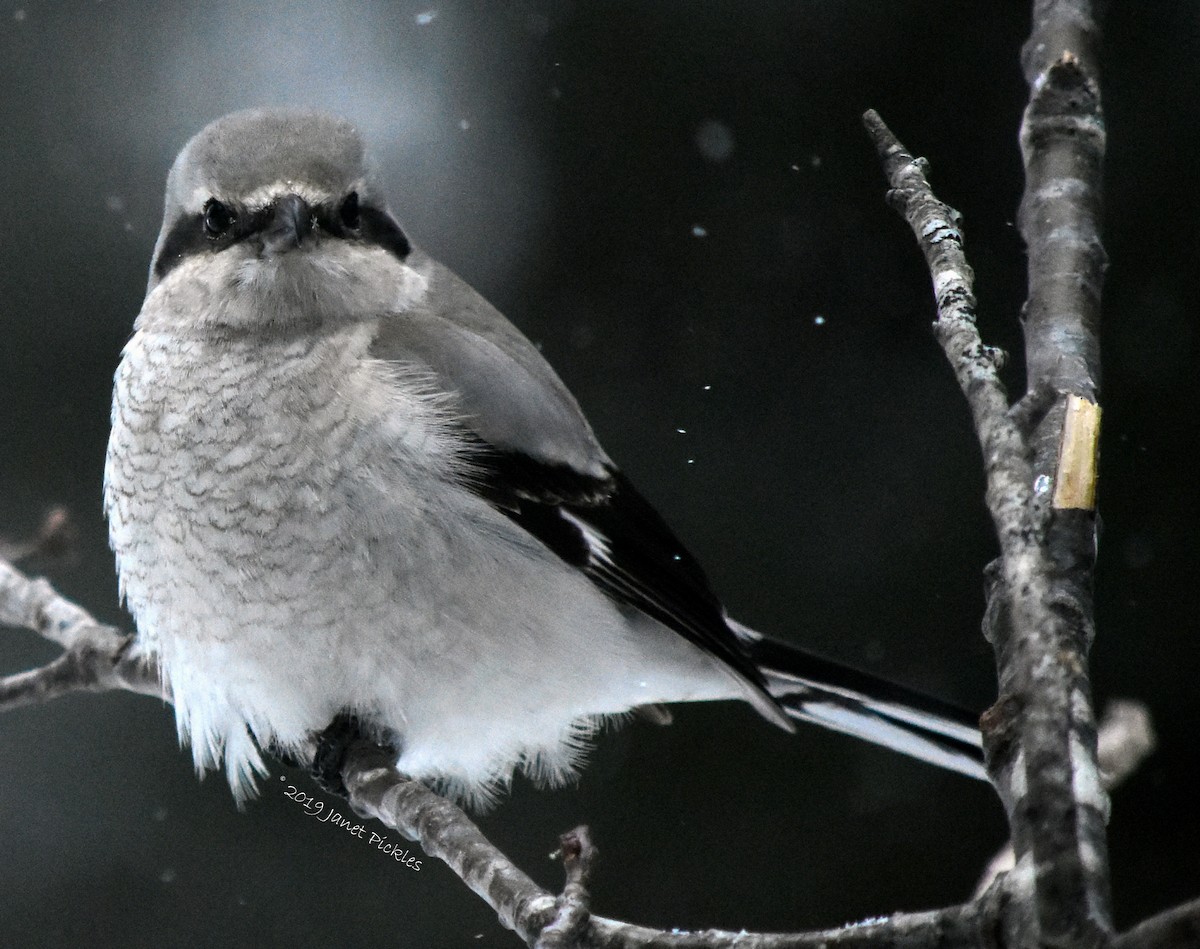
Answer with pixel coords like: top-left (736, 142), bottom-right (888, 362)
top-left (105, 108), bottom-right (986, 805)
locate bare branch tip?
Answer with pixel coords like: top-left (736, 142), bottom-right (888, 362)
top-left (861, 108), bottom-right (904, 159)
top-left (1097, 699), bottom-right (1158, 790)
top-left (35, 507), bottom-right (78, 559)
top-left (984, 345), bottom-right (1008, 371)
top-left (538, 827), bottom-right (598, 948)
top-left (0, 506), bottom-right (79, 564)
top-left (558, 826), bottom-right (597, 880)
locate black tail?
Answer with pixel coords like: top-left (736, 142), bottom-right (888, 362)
top-left (731, 622), bottom-right (988, 781)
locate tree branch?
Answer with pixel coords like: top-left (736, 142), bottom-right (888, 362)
top-left (1020, 2), bottom-right (1106, 411)
top-left (340, 739), bottom-right (1014, 947)
top-left (974, 698), bottom-right (1157, 898)
top-left (0, 558), bottom-right (164, 709)
top-left (864, 41), bottom-right (1109, 937)
top-left (1114, 898), bottom-right (1200, 949)
top-left (341, 741), bottom-right (558, 940)
top-left (1012, 5), bottom-right (1111, 946)
top-left (1, 552), bottom-right (1021, 947)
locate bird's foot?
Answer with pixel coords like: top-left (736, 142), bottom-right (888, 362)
top-left (310, 712), bottom-right (365, 799)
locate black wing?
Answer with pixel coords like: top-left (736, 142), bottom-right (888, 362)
top-left (465, 442), bottom-right (788, 723)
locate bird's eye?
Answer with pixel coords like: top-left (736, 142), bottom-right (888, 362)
top-left (339, 191), bottom-right (361, 231)
top-left (203, 199), bottom-right (236, 239)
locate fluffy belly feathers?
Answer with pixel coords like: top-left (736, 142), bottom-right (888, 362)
top-left (105, 325), bottom-right (729, 803)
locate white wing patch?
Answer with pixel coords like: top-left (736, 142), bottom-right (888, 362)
top-left (559, 509), bottom-right (613, 565)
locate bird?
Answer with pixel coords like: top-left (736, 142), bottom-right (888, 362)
top-left (104, 108), bottom-right (987, 807)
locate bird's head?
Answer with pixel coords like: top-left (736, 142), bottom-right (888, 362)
top-left (144, 108), bottom-right (426, 334)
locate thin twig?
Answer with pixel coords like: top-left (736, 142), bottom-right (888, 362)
top-left (0, 638), bottom-right (163, 709)
top-left (0, 557), bottom-right (125, 652)
top-left (861, 109), bottom-right (1033, 567)
top-left (538, 827), bottom-right (598, 948)
top-left (0, 506), bottom-right (78, 563)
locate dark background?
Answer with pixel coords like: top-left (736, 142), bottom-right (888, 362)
top-left (2, 2), bottom-right (1197, 946)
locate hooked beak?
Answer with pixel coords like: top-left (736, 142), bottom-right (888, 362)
top-left (262, 193), bottom-right (314, 254)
